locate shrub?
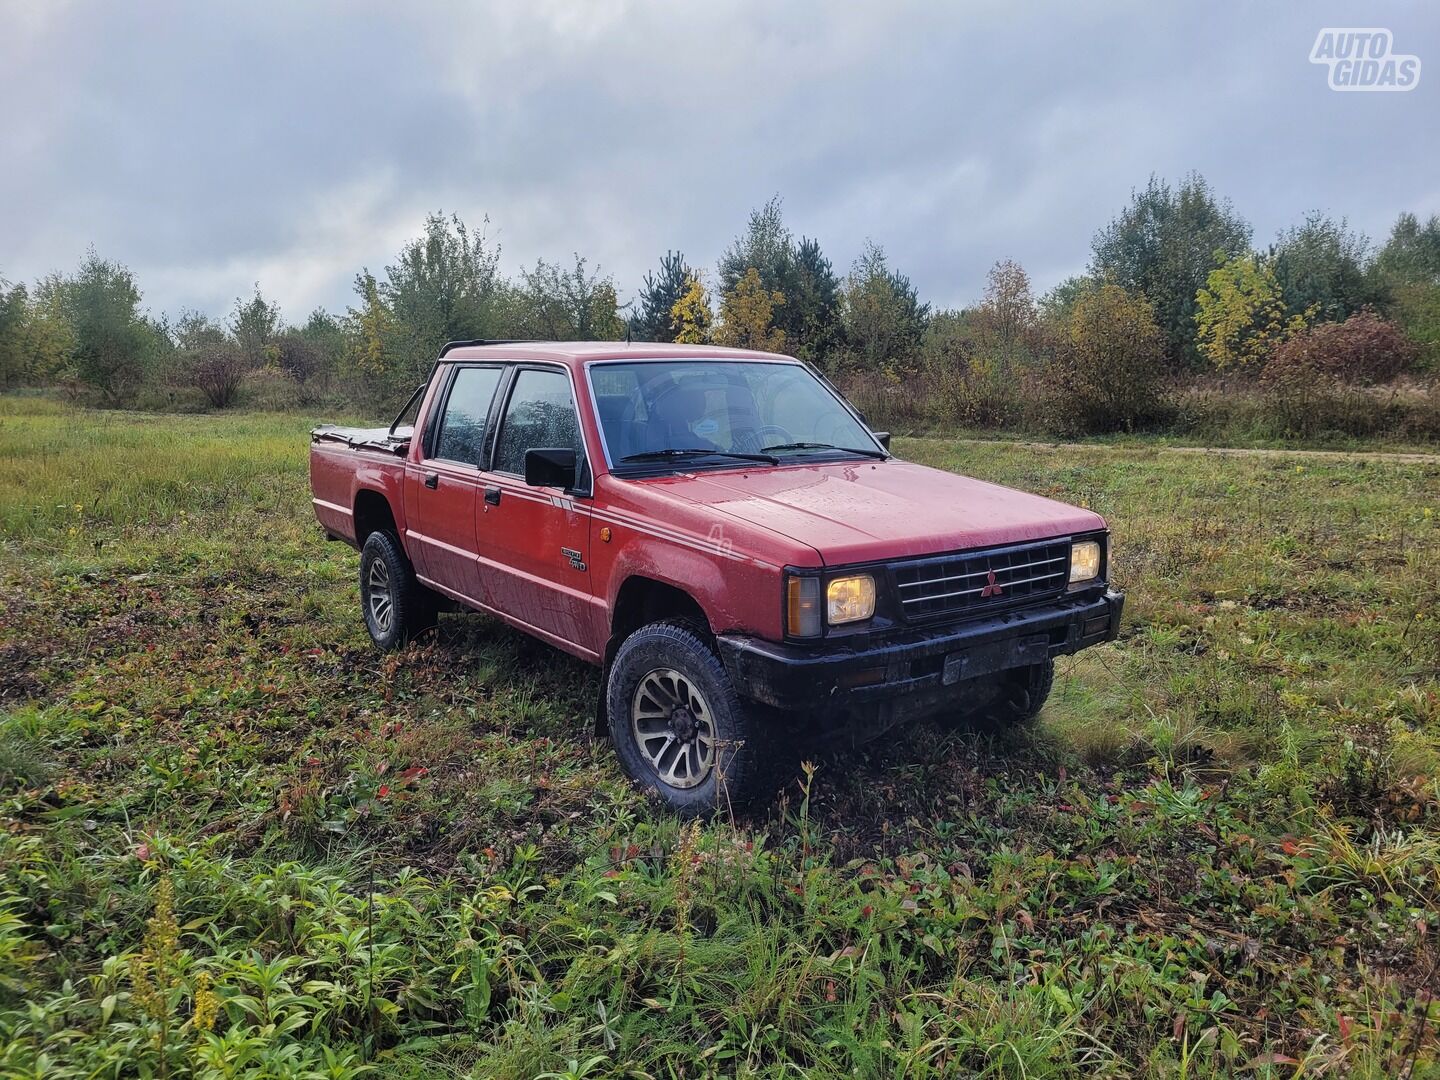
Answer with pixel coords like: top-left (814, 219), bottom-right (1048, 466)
top-left (1263, 309), bottom-right (1418, 387)
top-left (1054, 283), bottom-right (1168, 433)
top-left (1390, 282), bottom-right (1440, 372)
top-left (179, 341), bottom-right (248, 408)
top-left (1261, 311), bottom-right (1422, 437)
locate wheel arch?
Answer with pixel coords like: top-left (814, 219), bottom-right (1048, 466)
top-left (596, 575), bottom-right (711, 734)
top-left (353, 488), bottom-right (397, 545)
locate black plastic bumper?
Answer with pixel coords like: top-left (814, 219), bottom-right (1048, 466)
top-left (716, 587), bottom-right (1124, 714)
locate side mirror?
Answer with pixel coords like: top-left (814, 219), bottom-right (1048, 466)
top-left (873, 431), bottom-right (892, 451)
top-left (524, 448), bottom-right (577, 489)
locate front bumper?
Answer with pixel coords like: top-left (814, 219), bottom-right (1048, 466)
top-left (717, 587), bottom-right (1124, 714)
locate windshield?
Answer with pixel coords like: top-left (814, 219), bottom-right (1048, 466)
top-left (590, 360), bottom-right (880, 470)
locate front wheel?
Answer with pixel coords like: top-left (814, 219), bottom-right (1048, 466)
top-left (944, 659), bottom-right (1055, 732)
top-left (359, 531), bottom-right (437, 650)
top-left (606, 621), bottom-right (767, 817)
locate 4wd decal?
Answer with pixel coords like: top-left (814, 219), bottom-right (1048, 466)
top-left (561, 547), bottom-right (587, 572)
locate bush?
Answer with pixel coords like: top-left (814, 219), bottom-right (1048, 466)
top-left (1390, 282), bottom-right (1440, 372)
top-left (238, 367), bottom-right (305, 410)
top-left (179, 341), bottom-right (248, 408)
top-left (1264, 310), bottom-right (1418, 387)
top-left (1052, 284), bottom-right (1169, 433)
top-left (1261, 312), bottom-right (1422, 438)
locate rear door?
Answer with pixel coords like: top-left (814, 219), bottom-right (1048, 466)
top-left (404, 363), bottom-right (505, 605)
top-left (473, 365), bottom-right (600, 658)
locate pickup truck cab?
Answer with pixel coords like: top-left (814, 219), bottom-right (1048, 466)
top-left (311, 341), bottom-right (1123, 814)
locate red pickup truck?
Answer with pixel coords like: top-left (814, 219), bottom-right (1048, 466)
top-left (311, 341), bottom-right (1123, 814)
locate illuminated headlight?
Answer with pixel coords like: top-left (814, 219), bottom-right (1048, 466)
top-left (1069, 540), bottom-right (1102, 586)
top-left (826, 574), bottom-right (876, 625)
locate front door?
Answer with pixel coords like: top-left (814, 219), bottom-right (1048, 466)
top-left (474, 365), bottom-right (600, 658)
top-left (405, 364), bottom-right (504, 606)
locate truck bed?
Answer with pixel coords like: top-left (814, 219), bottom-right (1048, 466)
top-left (310, 425), bottom-right (413, 455)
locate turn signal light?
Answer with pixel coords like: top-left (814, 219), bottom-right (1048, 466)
top-left (786, 576), bottom-right (822, 638)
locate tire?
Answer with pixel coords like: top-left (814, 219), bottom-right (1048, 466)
top-left (359, 531), bottom-right (437, 650)
top-left (997, 658), bottom-right (1055, 723)
top-left (606, 621), bottom-right (766, 817)
top-left (946, 659), bottom-right (1055, 732)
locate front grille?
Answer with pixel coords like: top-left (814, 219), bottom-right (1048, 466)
top-left (891, 539), bottom-right (1071, 622)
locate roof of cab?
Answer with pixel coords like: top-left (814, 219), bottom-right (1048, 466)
top-left (438, 340), bottom-right (797, 366)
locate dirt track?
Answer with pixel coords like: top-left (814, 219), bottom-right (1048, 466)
top-left (924, 437), bottom-right (1440, 466)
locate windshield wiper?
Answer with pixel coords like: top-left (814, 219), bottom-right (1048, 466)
top-left (759, 441), bottom-right (888, 460)
top-left (621, 448), bottom-right (780, 465)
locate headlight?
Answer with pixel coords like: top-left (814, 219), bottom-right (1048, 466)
top-left (826, 574), bottom-right (876, 625)
top-left (1069, 540), bottom-right (1102, 586)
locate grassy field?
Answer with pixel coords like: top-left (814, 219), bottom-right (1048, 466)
top-left (1, 395), bottom-right (1438, 1078)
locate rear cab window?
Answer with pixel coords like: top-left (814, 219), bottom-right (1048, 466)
top-left (429, 365), bottom-right (504, 465)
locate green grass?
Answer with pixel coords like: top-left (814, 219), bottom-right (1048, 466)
top-left (1, 398), bottom-right (1438, 1077)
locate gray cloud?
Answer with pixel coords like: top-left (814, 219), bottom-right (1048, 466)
top-left (2, 0), bottom-right (1436, 322)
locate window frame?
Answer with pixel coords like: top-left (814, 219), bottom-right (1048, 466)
top-left (423, 362), bottom-right (506, 467)
top-left (487, 361), bottom-right (593, 496)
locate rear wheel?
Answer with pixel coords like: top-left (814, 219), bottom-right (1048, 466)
top-left (607, 621), bottom-right (766, 817)
top-left (359, 531), bottom-right (437, 650)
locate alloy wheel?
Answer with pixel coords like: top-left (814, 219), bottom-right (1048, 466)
top-left (630, 667), bottom-right (716, 789)
top-left (366, 557), bottom-right (393, 634)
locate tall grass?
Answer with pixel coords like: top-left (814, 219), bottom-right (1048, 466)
top-left (1, 397), bottom-right (1437, 1076)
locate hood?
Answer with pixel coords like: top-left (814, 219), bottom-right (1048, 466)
top-left (644, 459), bottom-right (1106, 566)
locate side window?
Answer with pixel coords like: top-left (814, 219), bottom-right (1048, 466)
top-left (493, 369), bottom-right (583, 476)
top-left (432, 366), bottom-right (503, 464)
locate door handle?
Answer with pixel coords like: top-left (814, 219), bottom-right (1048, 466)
top-left (423, 472), bottom-right (439, 489)
top-left (484, 486), bottom-right (501, 506)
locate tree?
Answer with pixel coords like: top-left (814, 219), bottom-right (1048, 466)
top-left (1037, 275), bottom-right (1094, 327)
top-left (1389, 282), bottom-right (1440, 370)
top-left (716, 198), bottom-right (843, 360)
top-left (1374, 211), bottom-right (1440, 285)
top-left (841, 240), bottom-right (929, 369)
top-left (633, 250), bottom-right (690, 342)
top-left (13, 283), bottom-right (72, 386)
top-left (1063, 283), bottom-right (1166, 430)
top-left (670, 274), bottom-right (713, 344)
top-left (277, 308), bottom-right (347, 384)
top-left (229, 287), bottom-right (281, 366)
top-left (1194, 253), bottom-right (1309, 369)
top-left (350, 212), bottom-right (502, 382)
top-left (169, 311), bottom-right (244, 408)
top-left (790, 237), bottom-right (843, 364)
top-left (43, 250), bottom-right (159, 403)
top-left (510, 255), bottom-right (625, 341)
top-left (171, 310), bottom-right (227, 351)
top-left (715, 268), bottom-right (785, 352)
top-left (1271, 213), bottom-right (1385, 323)
top-left (0, 278), bottom-right (29, 389)
top-left (971, 259), bottom-right (1036, 360)
top-left (1090, 173), bottom-right (1251, 366)
top-left (717, 195), bottom-right (796, 302)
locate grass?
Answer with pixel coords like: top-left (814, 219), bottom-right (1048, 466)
top-left (1, 396), bottom-right (1438, 1077)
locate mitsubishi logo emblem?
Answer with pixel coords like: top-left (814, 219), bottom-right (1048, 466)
top-left (980, 568), bottom-right (1004, 597)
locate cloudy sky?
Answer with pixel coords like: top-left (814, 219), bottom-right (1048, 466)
top-left (2, 1), bottom-right (1436, 323)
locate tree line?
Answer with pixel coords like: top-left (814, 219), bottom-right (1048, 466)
top-left (2, 175), bottom-right (1437, 438)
